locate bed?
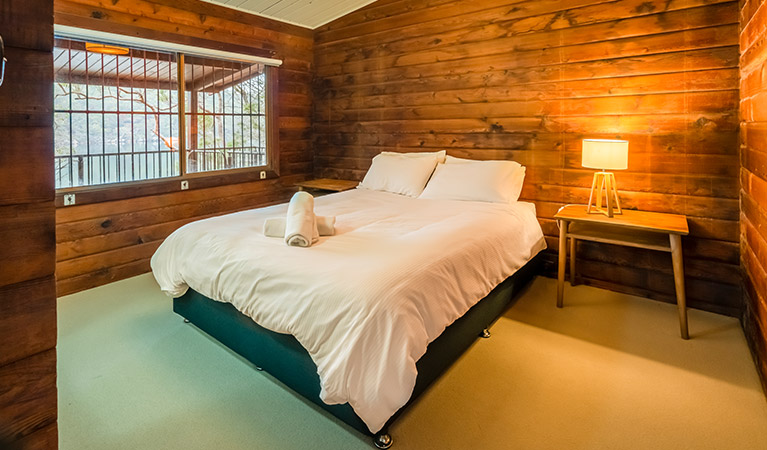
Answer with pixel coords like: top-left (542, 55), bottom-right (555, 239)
top-left (151, 188), bottom-right (546, 447)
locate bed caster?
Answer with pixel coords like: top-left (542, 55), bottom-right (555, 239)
top-left (373, 433), bottom-right (392, 449)
top-left (183, 319), bottom-right (190, 323)
top-left (480, 328), bottom-right (491, 339)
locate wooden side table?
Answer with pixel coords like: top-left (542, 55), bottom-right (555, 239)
top-left (294, 178), bottom-right (358, 194)
top-left (554, 205), bottom-right (690, 339)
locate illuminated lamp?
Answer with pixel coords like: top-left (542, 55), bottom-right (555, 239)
top-left (582, 139), bottom-right (629, 218)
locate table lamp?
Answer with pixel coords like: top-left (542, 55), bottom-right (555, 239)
top-left (582, 139), bottom-right (628, 218)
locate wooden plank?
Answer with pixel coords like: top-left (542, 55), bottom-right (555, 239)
top-left (317, 46), bottom-right (739, 92)
top-left (54, 1), bottom-right (311, 59)
top-left (0, 203), bottom-right (55, 288)
top-left (322, 69), bottom-right (739, 111)
top-left (56, 187), bottom-right (293, 242)
top-left (556, 205), bottom-right (688, 234)
top-left (316, 23), bottom-right (739, 78)
top-left (315, 90), bottom-right (738, 122)
top-left (318, 0), bottom-right (734, 46)
top-left (568, 223), bottom-right (673, 251)
top-left (56, 175), bottom-right (300, 222)
top-left (56, 257), bottom-right (150, 297)
top-left (294, 178), bottom-right (359, 191)
top-left (0, 277), bottom-right (56, 367)
top-left (0, 0), bottom-right (53, 50)
top-left (0, 127), bottom-right (54, 207)
top-left (317, 2), bottom-right (738, 68)
top-left (6, 421), bottom-right (57, 450)
top-left (56, 240), bottom-right (162, 281)
top-left (0, 48), bottom-right (53, 128)
top-left (0, 349), bottom-right (57, 442)
top-left (573, 239), bottom-right (740, 284)
top-left (57, 214), bottom-right (215, 261)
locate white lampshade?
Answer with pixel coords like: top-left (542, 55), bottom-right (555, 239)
top-left (581, 139), bottom-right (628, 170)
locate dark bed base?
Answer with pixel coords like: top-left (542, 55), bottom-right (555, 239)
top-left (173, 253), bottom-right (542, 447)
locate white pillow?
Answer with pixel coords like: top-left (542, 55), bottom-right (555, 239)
top-left (382, 150), bottom-right (447, 164)
top-left (445, 155), bottom-right (473, 164)
top-left (446, 156), bottom-right (526, 202)
top-left (419, 158), bottom-right (526, 203)
top-left (358, 152), bottom-right (439, 197)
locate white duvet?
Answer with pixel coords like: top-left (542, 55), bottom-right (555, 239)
top-left (151, 189), bottom-right (546, 433)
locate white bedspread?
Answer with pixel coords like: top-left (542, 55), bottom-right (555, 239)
top-left (151, 189), bottom-right (546, 433)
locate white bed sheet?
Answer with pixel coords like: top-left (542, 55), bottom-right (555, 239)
top-left (151, 189), bottom-right (546, 433)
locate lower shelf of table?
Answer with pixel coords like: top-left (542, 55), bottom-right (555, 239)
top-left (567, 222), bottom-right (672, 252)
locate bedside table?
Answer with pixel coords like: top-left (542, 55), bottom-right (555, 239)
top-left (294, 178), bottom-right (358, 194)
top-left (554, 205), bottom-right (690, 339)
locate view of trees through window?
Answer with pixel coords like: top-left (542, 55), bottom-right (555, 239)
top-left (185, 56), bottom-right (267, 174)
top-left (53, 37), bottom-right (268, 189)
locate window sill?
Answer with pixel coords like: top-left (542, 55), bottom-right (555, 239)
top-left (55, 167), bottom-right (279, 207)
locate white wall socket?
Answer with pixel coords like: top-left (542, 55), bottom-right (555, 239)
top-left (181, 180), bottom-right (189, 190)
top-left (260, 171), bottom-right (267, 180)
top-left (63, 194), bottom-right (76, 206)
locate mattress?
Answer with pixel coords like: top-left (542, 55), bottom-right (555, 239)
top-left (151, 188), bottom-right (546, 433)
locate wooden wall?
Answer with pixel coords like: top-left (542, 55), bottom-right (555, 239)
top-left (740, 0), bottom-right (767, 390)
top-left (54, 0), bottom-right (314, 296)
top-left (0, 0), bottom-right (58, 448)
top-left (313, 0), bottom-right (742, 316)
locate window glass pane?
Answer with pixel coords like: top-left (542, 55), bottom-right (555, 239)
top-left (184, 56), bottom-right (267, 173)
top-left (53, 37), bottom-right (179, 188)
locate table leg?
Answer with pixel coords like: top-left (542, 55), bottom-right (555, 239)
top-left (569, 237), bottom-right (577, 286)
top-left (557, 220), bottom-right (568, 308)
top-left (670, 234), bottom-right (689, 339)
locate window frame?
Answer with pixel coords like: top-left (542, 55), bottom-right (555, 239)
top-left (53, 34), bottom-right (280, 207)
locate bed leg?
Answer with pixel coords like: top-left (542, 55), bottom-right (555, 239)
top-left (373, 432), bottom-right (393, 449)
top-left (480, 328), bottom-right (491, 339)
top-left (183, 319), bottom-right (190, 323)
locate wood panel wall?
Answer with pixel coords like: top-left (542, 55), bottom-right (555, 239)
top-left (313, 0), bottom-right (742, 316)
top-left (740, 0), bottom-right (767, 390)
top-left (54, 0), bottom-right (314, 296)
top-left (0, 0), bottom-right (58, 448)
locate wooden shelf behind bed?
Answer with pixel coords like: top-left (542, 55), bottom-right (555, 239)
top-left (294, 178), bottom-right (359, 193)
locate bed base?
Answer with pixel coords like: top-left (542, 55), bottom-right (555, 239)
top-left (173, 253), bottom-right (542, 447)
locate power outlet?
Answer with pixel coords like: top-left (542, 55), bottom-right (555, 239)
top-left (181, 180), bottom-right (189, 190)
top-left (63, 194), bottom-right (76, 206)
top-left (260, 171), bottom-right (267, 180)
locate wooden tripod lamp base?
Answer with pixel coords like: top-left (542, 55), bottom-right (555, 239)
top-left (587, 171), bottom-right (622, 218)
top-left (582, 138), bottom-right (629, 219)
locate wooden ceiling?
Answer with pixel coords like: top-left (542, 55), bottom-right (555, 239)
top-left (200, 0), bottom-right (376, 29)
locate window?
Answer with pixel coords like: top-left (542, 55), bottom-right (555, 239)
top-left (184, 57), bottom-right (267, 174)
top-left (53, 36), bottom-right (273, 190)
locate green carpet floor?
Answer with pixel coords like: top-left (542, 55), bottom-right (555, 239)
top-left (58, 274), bottom-right (767, 450)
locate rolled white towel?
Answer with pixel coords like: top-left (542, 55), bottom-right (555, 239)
top-left (284, 191), bottom-right (319, 247)
top-left (264, 216), bottom-right (336, 237)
